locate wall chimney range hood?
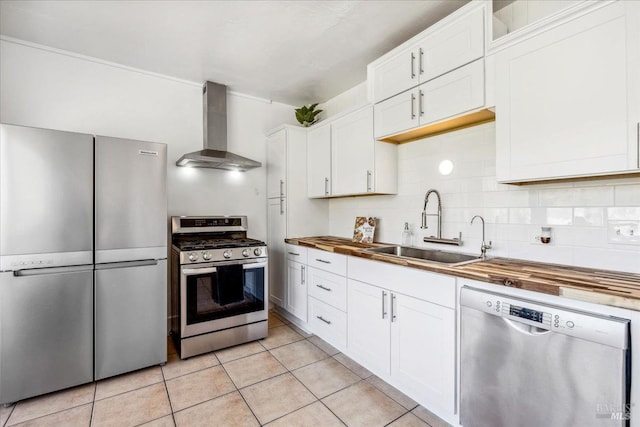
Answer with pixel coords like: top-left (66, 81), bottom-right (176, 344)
top-left (176, 81), bottom-right (261, 171)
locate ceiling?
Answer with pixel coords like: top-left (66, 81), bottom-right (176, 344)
top-left (0, 0), bottom-right (468, 106)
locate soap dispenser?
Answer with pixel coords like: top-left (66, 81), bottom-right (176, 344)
top-left (402, 222), bottom-right (412, 246)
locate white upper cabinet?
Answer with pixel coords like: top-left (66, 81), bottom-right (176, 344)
top-left (368, 2), bottom-right (492, 143)
top-left (369, 2), bottom-right (485, 104)
top-left (374, 59), bottom-right (487, 140)
top-left (494, 1), bottom-right (640, 183)
top-left (306, 106), bottom-right (397, 198)
top-left (307, 124), bottom-right (332, 198)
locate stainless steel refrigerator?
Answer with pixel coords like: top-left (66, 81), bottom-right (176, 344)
top-left (0, 124), bottom-right (168, 404)
top-left (94, 135), bottom-right (167, 380)
top-left (0, 124), bottom-right (94, 404)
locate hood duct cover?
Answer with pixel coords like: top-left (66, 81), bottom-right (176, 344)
top-left (176, 81), bottom-right (261, 171)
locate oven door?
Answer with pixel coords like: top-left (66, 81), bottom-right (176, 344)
top-left (180, 258), bottom-right (268, 338)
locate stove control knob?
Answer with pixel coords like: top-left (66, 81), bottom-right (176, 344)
top-left (254, 248), bottom-right (262, 256)
top-left (202, 252), bottom-right (212, 261)
top-left (223, 250), bottom-right (232, 259)
top-left (242, 249), bottom-right (250, 257)
top-left (188, 252), bottom-right (198, 262)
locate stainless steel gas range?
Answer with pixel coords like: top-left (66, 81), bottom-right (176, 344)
top-left (170, 216), bottom-right (268, 359)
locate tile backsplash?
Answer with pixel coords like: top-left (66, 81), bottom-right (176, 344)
top-left (329, 122), bottom-right (640, 274)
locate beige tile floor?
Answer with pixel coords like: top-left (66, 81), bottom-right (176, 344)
top-left (0, 311), bottom-right (451, 427)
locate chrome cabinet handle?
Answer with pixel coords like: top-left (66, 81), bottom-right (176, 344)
top-left (366, 170), bottom-right (372, 192)
top-left (391, 293), bottom-right (397, 322)
top-left (301, 265), bottom-right (305, 284)
top-left (419, 48), bottom-right (424, 74)
top-left (316, 284), bottom-right (332, 292)
top-left (316, 315), bottom-right (331, 325)
top-left (287, 252), bottom-right (299, 256)
top-left (410, 52), bottom-right (416, 79)
top-left (280, 197), bottom-right (284, 214)
top-left (382, 290), bottom-right (387, 319)
top-left (279, 180), bottom-right (284, 197)
top-left (324, 177), bottom-right (329, 196)
top-left (411, 93), bottom-right (416, 119)
top-left (419, 90), bottom-right (424, 117)
top-left (315, 258), bottom-right (331, 264)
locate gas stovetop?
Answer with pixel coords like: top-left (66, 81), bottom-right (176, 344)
top-left (174, 238), bottom-right (265, 252)
top-left (171, 216), bottom-right (266, 264)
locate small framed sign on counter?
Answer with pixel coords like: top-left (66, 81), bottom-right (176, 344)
top-left (352, 217), bottom-right (376, 243)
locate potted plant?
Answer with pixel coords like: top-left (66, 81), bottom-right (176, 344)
top-left (294, 103), bottom-right (323, 127)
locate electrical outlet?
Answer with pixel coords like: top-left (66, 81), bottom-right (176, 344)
top-left (607, 220), bottom-right (640, 245)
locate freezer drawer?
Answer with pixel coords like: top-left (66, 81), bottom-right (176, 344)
top-left (95, 136), bottom-right (167, 264)
top-left (95, 260), bottom-right (167, 380)
top-left (0, 124), bottom-right (93, 269)
top-left (0, 268), bottom-right (94, 404)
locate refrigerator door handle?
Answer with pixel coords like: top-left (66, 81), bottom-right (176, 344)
top-left (14, 265), bottom-right (94, 277)
top-left (95, 259), bottom-right (159, 270)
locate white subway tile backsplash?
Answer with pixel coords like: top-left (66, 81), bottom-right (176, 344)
top-left (615, 184), bottom-right (640, 205)
top-left (538, 187), bottom-right (614, 207)
top-left (327, 123), bottom-right (640, 273)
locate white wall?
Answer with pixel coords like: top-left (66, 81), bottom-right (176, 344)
top-left (0, 37), bottom-right (295, 242)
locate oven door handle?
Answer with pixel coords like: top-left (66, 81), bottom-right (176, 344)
top-left (182, 267), bottom-right (217, 275)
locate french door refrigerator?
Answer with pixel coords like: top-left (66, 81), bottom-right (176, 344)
top-left (94, 135), bottom-right (167, 380)
top-left (0, 124), bottom-right (94, 404)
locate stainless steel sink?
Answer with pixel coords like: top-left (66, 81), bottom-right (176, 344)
top-left (364, 245), bottom-right (483, 266)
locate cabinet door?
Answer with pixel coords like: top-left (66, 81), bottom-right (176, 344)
top-left (391, 293), bottom-right (455, 414)
top-left (495, 1), bottom-right (640, 182)
top-left (331, 106), bottom-right (375, 196)
top-left (307, 124), bottom-right (332, 198)
top-left (347, 279), bottom-right (390, 376)
top-left (267, 198), bottom-right (286, 307)
top-left (417, 5), bottom-right (484, 83)
top-left (419, 58), bottom-right (484, 126)
top-left (267, 130), bottom-right (286, 199)
top-left (285, 260), bottom-right (307, 322)
top-left (374, 89), bottom-right (418, 139)
top-left (371, 46), bottom-right (419, 103)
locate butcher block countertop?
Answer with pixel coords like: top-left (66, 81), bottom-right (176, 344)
top-left (285, 236), bottom-right (640, 311)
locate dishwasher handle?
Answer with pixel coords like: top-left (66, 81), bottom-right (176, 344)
top-left (502, 317), bottom-right (551, 336)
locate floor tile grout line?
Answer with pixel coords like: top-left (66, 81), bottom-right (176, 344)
top-left (216, 360), bottom-right (262, 426)
top-left (93, 378), bottom-right (165, 403)
top-left (159, 361), bottom-right (178, 427)
top-left (6, 400), bottom-right (93, 427)
top-left (2, 405), bottom-right (15, 427)
top-left (90, 380), bottom-right (97, 426)
top-left (383, 409), bottom-right (413, 427)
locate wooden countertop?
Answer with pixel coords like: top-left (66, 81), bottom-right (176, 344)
top-left (285, 236), bottom-right (640, 311)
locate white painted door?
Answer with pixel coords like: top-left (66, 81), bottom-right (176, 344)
top-left (285, 259), bottom-right (307, 322)
top-left (347, 279), bottom-right (390, 376)
top-left (331, 106), bottom-right (375, 196)
top-left (371, 45), bottom-right (419, 103)
top-left (267, 198), bottom-right (286, 307)
top-left (419, 59), bottom-right (485, 125)
top-left (266, 130), bottom-right (286, 199)
top-left (416, 4), bottom-right (484, 83)
top-left (495, 1), bottom-right (640, 182)
top-left (391, 293), bottom-right (455, 414)
top-left (307, 124), bottom-right (332, 198)
top-left (374, 89), bottom-right (418, 139)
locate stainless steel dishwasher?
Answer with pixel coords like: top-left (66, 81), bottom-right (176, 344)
top-left (460, 286), bottom-right (631, 427)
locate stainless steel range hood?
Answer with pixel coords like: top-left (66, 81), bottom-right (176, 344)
top-left (176, 81), bottom-right (261, 171)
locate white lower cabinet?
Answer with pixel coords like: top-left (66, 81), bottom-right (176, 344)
top-left (285, 259), bottom-right (307, 323)
top-left (347, 256), bottom-right (456, 419)
top-left (308, 297), bottom-right (347, 350)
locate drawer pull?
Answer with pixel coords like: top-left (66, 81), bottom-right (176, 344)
top-left (315, 259), bottom-right (331, 264)
top-left (301, 265), bottom-right (305, 284)
top-left (316, 315), bottom-right (332, 325)
top-left (316, 284), bottom-right (332, 292)
top-left (287, 252), bottom-right (300, 256)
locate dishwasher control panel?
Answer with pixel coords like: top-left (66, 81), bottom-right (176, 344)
top-left (461, 286), bottom-right (630, 349)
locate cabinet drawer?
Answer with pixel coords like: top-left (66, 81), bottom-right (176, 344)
top-left (307, 267), bottom-right (347, 311)
top-left (308, 248), bottom-right (347, 276)
top-left (308, 297), bottom-right (347, 350)
top-left (285, 244), bottom-right (307, 263)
